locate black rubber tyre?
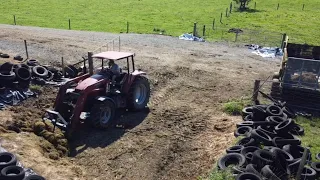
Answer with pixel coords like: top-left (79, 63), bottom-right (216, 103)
top-left (257, 126), bottom-right (278, 138)
top-left (33, 78), bottom-right (46, 86)
top-left (89, 100), bottom-right (116, 129)
top-left (226, 145), bottom-right (244, 154)
top-left (240, 146), bottom-right (260, 156)
top-left (236, 137), bottom-right (257, 147)
top-left (243, 114), bottom-right (253, 121)
top-left (245, 152), bottom-right (254, 163)
top-left (250, 129), bottom-right (272, 145)
top-left (272, 137), bottom-right (301, 148)
top-left (0, 152), bottom-right (17, 171)
top-left (282, 106), bottom-right (296, 119)
top-left (261, 165), bottom-right (282, 180)
top-left (23, 175), bottom-right (46, 180)
top-left (64, 66), bottom-right (75, 78)
top-left (252, 150), bottom-right (275, 169)
top-left (266, 116), bottom-right (286, 124)
top-left (0, 71), bottom-right (16, 81)
top-left (311, 162), bottom-right (320, 178)
top-left (289, 124), bottom-right (304, 136)
top-left (127, 76), bottom-right (150, 110)
top-left (251, 106), bottom-right (267, 121)
top-left (15, 67), bottom-right (31, 81)
top-left (13, 55), bottom-right (23, 61)
top-left (217, 153), bottom-right (246, 170)
top-left (270, 147), bottom-right (294, 163)
top-left (234, 126), bottom-right (252, 137)
top-left (301, 166), bottom-right (317, 180)
top-left (0, 62), bottom-right (13, 72)
top-left (33, 66), bottom-right (48, 78)
top-left (275, 119), bottom-right (294, 135)
top-left (245, 164), bottom-right (261, 176)
top-left (26, 59), bottom-right (39, 66)
top-left (236, 121), bottom-right (254, 128)
top-left (235, 172), bottom-right (262, 180)
top-left (242, 107), bottom-right (253, 118)
top-left (44, 71), bottom-right (54, 81)
top-left (316, 153), bottom-right (320, 160)
top-left (0, 53), bottom-right (10, 58)
top-left (288, 159), bottom-right (302, 174)
top-left (20, 64), bottom-right (31, 72)
top-left (1, 165), bottom-right (25, 180)
top-left (232, 166), bottom-right (245, 175)
top-left (68, 65), bottom-right (78, 77)
top-left (283, 145), bottom-right (312, 160)
top-left (266, 105), bottom-right (283, 116)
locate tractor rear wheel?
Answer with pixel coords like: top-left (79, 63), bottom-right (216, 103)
top-left (89, 100), bottom-right (116, 129)
top-left (127, 76), bottom-right (150, 110)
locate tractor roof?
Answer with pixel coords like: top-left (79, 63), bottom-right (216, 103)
top-left (92, 51), bottom-right (135, 60)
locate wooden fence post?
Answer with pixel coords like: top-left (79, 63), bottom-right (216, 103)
top-left (230, 2), bottom-right (232, 13)
top-left (253, 80), bottom-right (261, 104)
top-left (235, 32), bottom-right (239, 42)
top-left (126, 21), bottom-right (129, 33)
top-left (13, 15), bottom-right (16, 25)
top-left (193, 22), bottom-right (197, 36)
top-left (302, 4), bottom-right (305, 10)
top-left (254, 2), bottom-right (257, 9)
top-left (277, 3), bottom-right (279, 10)
top-left (212, 19), bottom-right (215, 30)
top-left (24, 40), bottom-right (29, 59)
top-left (281, 33), bottom-right (287, 50)
top-left (61, 57), bottom-right (65, 76)
top-left (68, 19), bottom-right (71, 30)
top-left (88, 52), bottom-right (94, 75)
top-left (202, 25), bottom-right (206, 37)
top-left (220, 13), bottom-right (223, 23)
top-left (226, 8), bottom-right (228, 17)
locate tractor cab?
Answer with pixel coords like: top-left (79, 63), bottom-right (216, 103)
top-left (76, 51), bottom-right (139, 92)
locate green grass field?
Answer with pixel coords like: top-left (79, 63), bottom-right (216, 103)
top-left (0, 0), bottom-right (319, 45)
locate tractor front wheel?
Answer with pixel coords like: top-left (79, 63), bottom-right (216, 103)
top-left (127, 76), bottom-right (150, 110)
top-left (89, 100), bottom-right (116, 129)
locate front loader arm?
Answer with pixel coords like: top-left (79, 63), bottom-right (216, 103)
top-left (54, 73), bottom-right (90, 110)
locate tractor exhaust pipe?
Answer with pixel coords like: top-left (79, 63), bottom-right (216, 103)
top-left (88, 51), bottom-right (94, 75)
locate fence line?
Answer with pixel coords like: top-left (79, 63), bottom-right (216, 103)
top-left (6, 1), bottom-right (319, 46)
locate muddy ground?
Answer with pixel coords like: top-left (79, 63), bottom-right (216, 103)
top-left (0, 24), bottom-right (279, 180)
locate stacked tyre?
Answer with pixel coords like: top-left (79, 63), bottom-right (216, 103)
top-left (218, 103), bottom-right (319, 180)
top-left (0, 152), bottom-right (45, 180)
top-left (0, 60), bottom-right (69, 88)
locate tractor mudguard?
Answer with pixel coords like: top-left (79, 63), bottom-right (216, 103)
top-left (95, 96), bottom-right (116, 105)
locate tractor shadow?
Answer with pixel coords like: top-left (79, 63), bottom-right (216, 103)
top-left (68, 108), bottom-right (150, 157)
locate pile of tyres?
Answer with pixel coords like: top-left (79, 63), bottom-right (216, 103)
top-left (217, 103), bottom-right (320, 180)
top-left (0, 151), bottom-right (45, 180)
top-left (0, 60), bottom-right (79, 88)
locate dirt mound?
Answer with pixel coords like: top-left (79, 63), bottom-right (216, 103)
top-left (5, 87), bottom-right (68, 159)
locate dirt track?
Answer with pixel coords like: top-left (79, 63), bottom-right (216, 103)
top-left (0, 24), bottom-right (279, 180)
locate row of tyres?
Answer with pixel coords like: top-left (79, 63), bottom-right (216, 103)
top-left (218, 103), bottom-right (320, 180)
top-left (0, 60), bottom-right (79, 88)
top-left (0, 152), bottom-right (45, 180)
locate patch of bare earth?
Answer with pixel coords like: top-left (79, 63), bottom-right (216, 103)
top-left (0, 25), bottom-right (279, 180)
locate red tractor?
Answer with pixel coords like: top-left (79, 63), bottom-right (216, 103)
top-left (43, 51), bottom-right (150, 137)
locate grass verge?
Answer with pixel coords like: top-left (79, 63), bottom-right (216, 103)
top-left (222, 98), bottom-right (251, 115)
top-left (295, 116), bottom-right (320, 160)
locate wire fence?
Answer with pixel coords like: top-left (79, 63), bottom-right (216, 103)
top-left (193, 26), bottom-right (284, 47)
